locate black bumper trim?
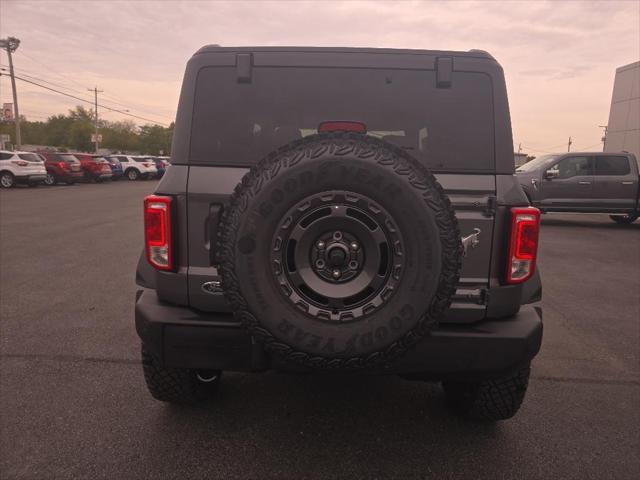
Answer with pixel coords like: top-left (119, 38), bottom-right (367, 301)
top-left (135, 289), bottom-right (542, 379)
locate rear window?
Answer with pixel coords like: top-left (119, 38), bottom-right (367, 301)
top-left (190, 67), bottom-right (494, 171)
top-left (18, 153), bottom-right (41, 162)
top-left (53, 154), bottom-right (79, 163)
top-left (595, 156), bottom-right (630, 176)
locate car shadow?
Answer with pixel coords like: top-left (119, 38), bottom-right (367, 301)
top-left (142, 372), bottom-right (510, 477)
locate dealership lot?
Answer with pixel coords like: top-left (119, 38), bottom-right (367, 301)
top-left (1, 182), bottom-right (638, 479)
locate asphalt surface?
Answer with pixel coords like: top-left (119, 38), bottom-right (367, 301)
top-left (1, 181), bottom-right (639, 479)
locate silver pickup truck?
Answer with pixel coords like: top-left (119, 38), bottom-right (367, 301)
top-left (516, 151), bottom-right (640, 224)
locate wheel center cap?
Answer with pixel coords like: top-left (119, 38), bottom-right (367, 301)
top-left (328, 247), bottom-right (347, 266)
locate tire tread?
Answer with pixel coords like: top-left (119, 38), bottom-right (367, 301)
top-left (443, 366), bottom-right (530, 421)
top-left (216, 132), bottom-right (462, 370)
top-left (141, 347), bottom-right (213, 404)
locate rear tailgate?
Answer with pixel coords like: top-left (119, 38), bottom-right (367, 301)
top-left (186, 166), bottom-right (496, 323)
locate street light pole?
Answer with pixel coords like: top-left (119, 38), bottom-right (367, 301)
top-left (0, 37), bottom-right (22, 149)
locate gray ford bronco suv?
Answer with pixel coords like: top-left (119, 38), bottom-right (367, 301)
top-left (135, 46), bottom-right (543, 421)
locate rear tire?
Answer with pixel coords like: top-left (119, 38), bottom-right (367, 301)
top-left (442, 365), bottom-right (531, 421)
top-left (141, 346), bottom-right (221, 404)
top-left (0, 172), bottom-right (15, 188)
top-left (126, 168), bottom-right (139, 181)
top-left (610, 213), bottom-right (638, 224)
top-left (44, 174), bottom-right (56, 186)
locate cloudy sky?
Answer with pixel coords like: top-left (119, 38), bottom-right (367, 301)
top-left (1, 0), bottom-right (638, 154)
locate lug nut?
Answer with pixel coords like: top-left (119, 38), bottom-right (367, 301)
top-left (316, 259), bottom-right (325, 269)
top-left (333, 231), bottom-right (342, 240)
top-left (350, 242), bottom-right (358, 250)
top-left (332, 269), bottom-right (341, 279)
top-left (348, 261), bottom-right (358, 270)
top-left (317, 240), bottom-right (325, 249)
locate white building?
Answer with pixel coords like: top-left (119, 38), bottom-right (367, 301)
top-left (604, 61), bottom-right (639, 158)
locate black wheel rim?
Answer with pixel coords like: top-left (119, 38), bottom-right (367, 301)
top-left (271, 191), bottom-right (404, 322)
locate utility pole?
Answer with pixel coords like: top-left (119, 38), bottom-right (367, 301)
top-left (88, 86), bottom-right (103, 152)
top-left (598, 125), bottom-right (608, 151)
top-left (567, 136), bottom-right (572, 152)
top-left (0, 37), bottom-right (21, 149)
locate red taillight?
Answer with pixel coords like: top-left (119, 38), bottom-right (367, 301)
top-left (57, 161), bottom-right (68, 169)
top-left (318, 121), bottom-right (367, 133)
top-left (144, 195), bottom-right (173, 271)
top-left (506, 207), bottom-right (541, 284)
top-left (11, 160), bottom-right (29, 167)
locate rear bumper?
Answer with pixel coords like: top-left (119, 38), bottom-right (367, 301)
top-left (135, 289), bottom-right (542, 380)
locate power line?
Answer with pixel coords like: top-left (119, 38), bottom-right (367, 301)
top-left (97, 89), bottom-right (173, 116)
top-left (2, 55), bottom-right (174, 119)
top-left (518, 141), bottom-right (569, 153)
top-left (0, 64), bottom-right (168, 117)
top-left (1, 64), bottom-right (91, 97)
top-left (520, 145), bottom-right (560, 154)
top-left (522, 142), bottom-right (604, 154)
top-left (572, 142), bottom-right (604, 152)
top-left (0, 72), bottom-right (169, 126)
top-left (15, 50), bottom-right (89, 92)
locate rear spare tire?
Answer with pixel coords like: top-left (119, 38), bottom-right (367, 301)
top-left (218, 133), bottom-right (462, 370)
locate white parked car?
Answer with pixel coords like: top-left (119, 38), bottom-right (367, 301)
top-left (107, 155), bottom-right (157, 181)
top-left (0, 150), bottom-right (48, 188)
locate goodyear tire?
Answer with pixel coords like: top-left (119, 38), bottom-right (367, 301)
top-left (218, 133), bottom-right (462, 370)
top-left (443, 365), bottom-right (531, 421)
top-left (141, 346), bottom-right (221, 404)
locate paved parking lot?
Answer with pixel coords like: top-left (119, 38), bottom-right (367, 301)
top-left (1, 181), bottom-right (639, 479)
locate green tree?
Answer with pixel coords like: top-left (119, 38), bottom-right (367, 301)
top-left (138, 123), bottom-right (173, 155)
top-left (101, 120), bottom-right (139, 152)
top-left (0, 105), bottom-right (172, 153)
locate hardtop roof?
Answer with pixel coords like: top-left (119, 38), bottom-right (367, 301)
top-left (194, 45), bottom-right (495, 60)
